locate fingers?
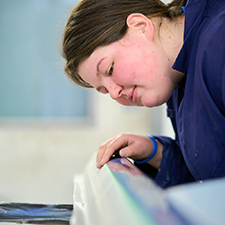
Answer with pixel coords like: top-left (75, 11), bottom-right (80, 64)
top-left (96, 136), bottom-right (117, 168)
top-left (96, 133), bottom-right (129, 168)
top-left (96, 133), bottom-right (154, 168)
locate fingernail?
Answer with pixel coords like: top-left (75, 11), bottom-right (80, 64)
top-left (96, 162), bottom-right (100, 168)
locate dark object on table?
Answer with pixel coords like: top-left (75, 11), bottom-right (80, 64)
top-left (0, 202), bottom-right (73, 224)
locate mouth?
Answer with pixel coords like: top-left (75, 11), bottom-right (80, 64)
top-left (128, 86), bottom-right (137, 103)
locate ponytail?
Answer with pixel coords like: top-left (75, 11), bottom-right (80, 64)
top-left (167, 0), bottom-right (187, 18)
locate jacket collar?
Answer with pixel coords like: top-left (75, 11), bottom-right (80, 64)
top-left (172, 0), bottom-right (207, 74)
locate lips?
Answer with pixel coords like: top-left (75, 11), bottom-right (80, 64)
top-left (132, 86), bottom-right (138, 103)
top-left (128, 86), bottom-right (137, 103)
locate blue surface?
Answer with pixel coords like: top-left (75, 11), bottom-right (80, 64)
top-left (107, 157), bottom-right (189, 225)
top-left (107, 157), bottom-right (225, 225)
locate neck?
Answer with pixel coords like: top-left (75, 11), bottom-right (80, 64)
top-left (154, 16), bottom-right (185, 63)
top-left (155, 16), bottom-right (185, 84)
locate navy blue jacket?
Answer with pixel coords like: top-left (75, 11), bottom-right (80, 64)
top-left (137, 0), bottom-right (225, 188)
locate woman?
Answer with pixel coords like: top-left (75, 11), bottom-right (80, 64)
top-left (62, 0), bottom-right (225, 188)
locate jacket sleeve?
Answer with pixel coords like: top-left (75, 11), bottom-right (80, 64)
top-left (135, 136), bottom-right (195, 189)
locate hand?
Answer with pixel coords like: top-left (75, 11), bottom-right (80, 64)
top-left (96, 133), bottom-right (162, 169)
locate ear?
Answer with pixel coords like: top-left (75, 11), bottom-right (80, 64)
top-left (126, 13), bottom-right (155, 40)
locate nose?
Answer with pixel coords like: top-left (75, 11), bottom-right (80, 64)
top-left (105, 79), bottom-right (123, 100)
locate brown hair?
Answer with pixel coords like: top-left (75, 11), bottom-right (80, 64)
top-left (62, 0), bottom-right (187, 88)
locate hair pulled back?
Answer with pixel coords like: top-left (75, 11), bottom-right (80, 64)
top-left (62, 0), bottom-right (187, 88)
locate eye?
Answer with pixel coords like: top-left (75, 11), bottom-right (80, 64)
top-left (108, 63), bottom-right (114, 76)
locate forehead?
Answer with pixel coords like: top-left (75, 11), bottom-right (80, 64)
top-left (77, 45), bottom-right (112, 86)
top-left (78, 41), bottom-right (120, 74)
top-left (78, 29), bottom-right (142, 80)
top-left (78, 49), bottom-right (103, 78)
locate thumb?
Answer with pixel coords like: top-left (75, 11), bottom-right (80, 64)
top-left (119, 148), bottom-right (129, 157)
top-left (119, 144), bottom-right (137, 158)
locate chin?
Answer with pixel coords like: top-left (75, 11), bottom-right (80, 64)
top-left (142, 100), bottom-right (157, 108)
top-left (142, 99), bottom-right (163, 108)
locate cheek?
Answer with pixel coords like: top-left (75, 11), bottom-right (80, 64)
top-left (114, 49), bottom-right (139, 82)
top-left (114, 48), bottom-right (161, 85)
top-left (114, 62), bottom-right (138, 85)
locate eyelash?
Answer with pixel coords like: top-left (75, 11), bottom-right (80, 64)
top-left (108, 63), bottom-right (114, 76)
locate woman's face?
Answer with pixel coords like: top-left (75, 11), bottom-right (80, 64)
top-left (78, 25), bottom-right (179, 108)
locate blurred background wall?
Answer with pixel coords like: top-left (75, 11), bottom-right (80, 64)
top-left (0, 0), bottom-right (173, 204)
